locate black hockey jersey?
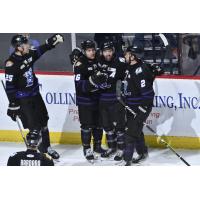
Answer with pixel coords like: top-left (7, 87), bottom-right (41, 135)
top-left (7, 149), bottom-right (54, 166)
top-left (74, 55), bottom-right (100, 106)
top-left (98, 56), bottom-right (127, 104)
top-left (4, 44), bottom-right (52, 104)
top-left (124, 60), bottom-right (155, 106)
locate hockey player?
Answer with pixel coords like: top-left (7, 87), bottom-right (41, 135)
top-left (7, 141), bottom-right (54, 166)
top-left (73, 40), bottom-right (107, 162)
top-left (122, 46), bottom-right (164, 166)
top-left (98, 41), bottom-right (127, 160)
top-left (5, 34), bottom-right (64, 160)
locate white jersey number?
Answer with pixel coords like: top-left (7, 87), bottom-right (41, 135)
top-left (75, 74), bottom-right (81, 81)
top-left (5, 74), bottom-right (14, 82)
top-left (141, 80), bottom-right (146, 88)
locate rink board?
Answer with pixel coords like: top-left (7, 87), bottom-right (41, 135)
top-left (1, 71), bottom-right (200, 149)
top-left (0, 130), bottom-right (200, 149)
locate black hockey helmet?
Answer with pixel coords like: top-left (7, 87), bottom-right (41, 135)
top-left (11, 34), bottom-right (28, 48)
top-left (101, 41), bottom-right (115, 51)
top-left (81, 40), bottom-right (95, 51)
top-left (26, 130), bottom-right (41, 149)
top-left (125, 45), bottom-right (144, 58)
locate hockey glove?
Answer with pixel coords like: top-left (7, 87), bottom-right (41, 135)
top-left (69, 48), bottom-right (82, 65)
top-left (150, 63), bottom-right (164, 76)
top-left (7, 102), bottom-right (20, 122)
top-left (89, 71), bottom-right (108, 89)
top-left (46, 34), bottom-right (64, 49)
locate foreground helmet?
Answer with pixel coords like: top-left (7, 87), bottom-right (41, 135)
top-left (69, 47), bottom-right (82, 65)
top-left (11, 34), bottom-right (28, 48)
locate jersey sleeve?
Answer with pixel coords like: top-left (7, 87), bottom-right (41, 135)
top-left (41, 154), bottom-right (54, 166)
top-left (7, 153), bottom-right (19, 166)
top-left (74, 61), bottom-right (97, 93)
top-left (42, 158), bottom-right (54, 166)
top-left (4, 61), bottom-right (19, 104)
top-left (31, 44), bottom-right (52, 61)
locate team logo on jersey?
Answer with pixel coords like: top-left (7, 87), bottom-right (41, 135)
top-left (23, 68), bottom-right (34, 87)
top-left (135, 67), bottom-right (143, 75)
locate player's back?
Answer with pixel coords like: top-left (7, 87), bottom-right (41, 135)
top-left (7, 149), bottom-right (54, 166)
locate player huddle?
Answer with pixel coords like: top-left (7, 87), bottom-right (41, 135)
top-left (71, 40), bottom-right (164, 166)
top-left (4, 34), bottom-right (163, 166)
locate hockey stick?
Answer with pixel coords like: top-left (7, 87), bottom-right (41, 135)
top-left (193, 65), bottom-right (200, 76)
top-left (1, 80), bottom-right (28, 147)
top-left (116, 80), bottom-right (190, 166)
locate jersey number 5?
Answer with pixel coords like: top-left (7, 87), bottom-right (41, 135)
top-left (5, 74), bottom-right (14, 82)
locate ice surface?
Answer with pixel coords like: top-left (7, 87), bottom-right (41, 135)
top-left (0, 142), bottom-right (199, 166)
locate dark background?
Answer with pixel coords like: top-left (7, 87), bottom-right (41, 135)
top-left (1, 33), bottom-right (200, 75)
top-left (0, 33), bottom-right (73, 71)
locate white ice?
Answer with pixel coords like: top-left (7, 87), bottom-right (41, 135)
top-left (0, 142), bottom-right (200, 166)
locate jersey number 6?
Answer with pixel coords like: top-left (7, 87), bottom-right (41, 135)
top-left (75, 74), bottom-right (81, 81)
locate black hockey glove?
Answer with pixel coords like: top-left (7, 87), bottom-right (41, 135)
top-left (69, 48), bottom-right (82, 65)
top-left (150, 63), bottom-right (164, 76)
top-left (89, 71), bottom-right (108, 89)
top-left (7, 102), bottom-right (20, 122)
top-left (46, 34), bottom-right (64, 49)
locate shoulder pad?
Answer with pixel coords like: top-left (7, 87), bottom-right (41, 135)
top-left (10, 152), bottom-right (17, 157)
top-left (118, 57), bottom-right (125, 63)
top-left (5, 60), bottom-right (14, 67)
top-left (135, 67), bottom-right (143, 75)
